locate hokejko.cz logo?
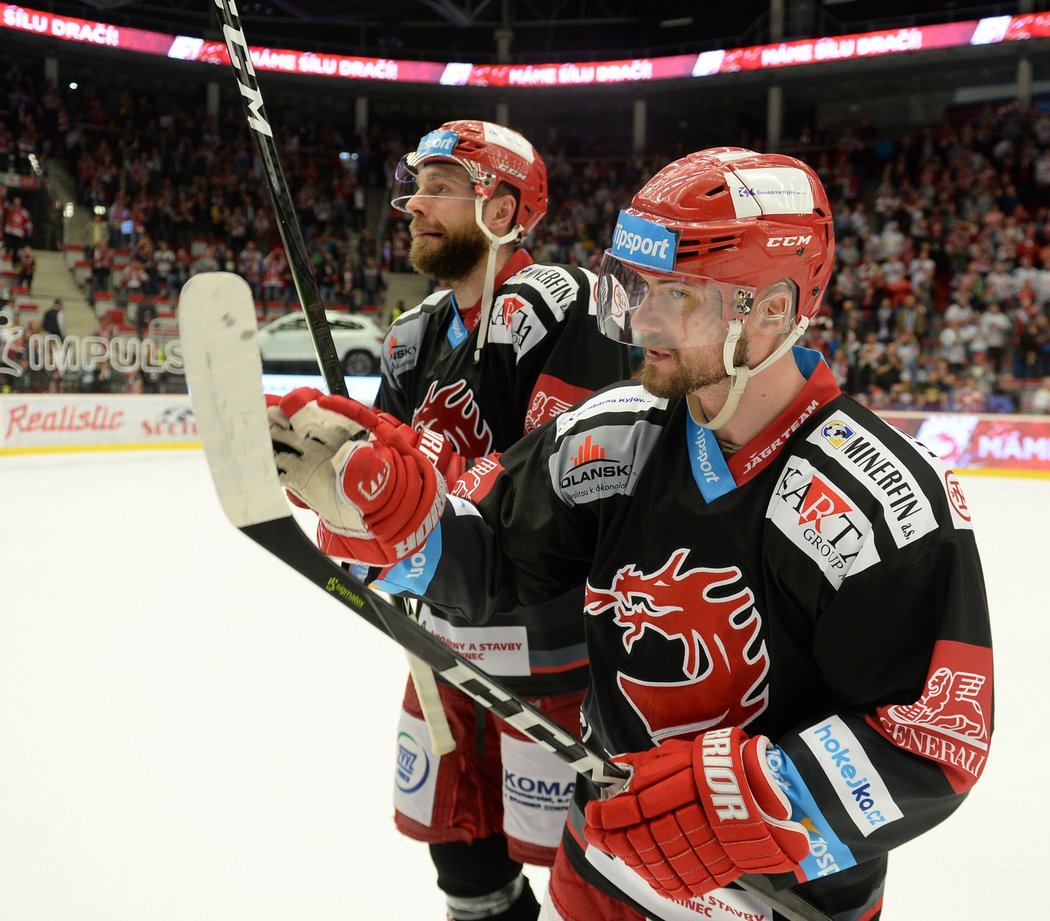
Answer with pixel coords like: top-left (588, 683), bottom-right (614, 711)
top-left (800, 715), bottom-right (902, 836)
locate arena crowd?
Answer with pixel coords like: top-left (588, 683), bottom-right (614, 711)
top-left (2, 59), bottom-right (1050, 413)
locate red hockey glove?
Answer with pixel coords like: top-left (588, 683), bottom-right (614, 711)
top-left (267, 388), bottom-right (446, 566)
top-left (584, 727), bottom-right (809, 903)
top-left (269, 387), bottom-right (465, 479)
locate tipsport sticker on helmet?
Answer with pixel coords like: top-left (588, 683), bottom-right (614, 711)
top-left (610, 211), bottom-right (678, 272)
top-left (480, 122), bottom-right (535, 163)
top-left (415, 129), bottom-right (460, 160)
top-left (728, 166), bottom-right (815, 218)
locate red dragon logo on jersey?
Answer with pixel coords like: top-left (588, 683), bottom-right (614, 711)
top-left (412, 379), bottom-right (493, 457)
top-left (585, 549), bottom-right (769, 742)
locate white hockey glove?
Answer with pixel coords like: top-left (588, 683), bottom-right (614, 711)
top-left (268, 388), bottom-right (446, 566)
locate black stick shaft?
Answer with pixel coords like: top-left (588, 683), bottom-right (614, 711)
top-left (212, 0), bottom-right (348, 397)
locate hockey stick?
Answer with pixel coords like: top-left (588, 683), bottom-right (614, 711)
top-left (213, 0), bottom-right (454, 755)
top-left (179, 272), bottom-right (831, 921)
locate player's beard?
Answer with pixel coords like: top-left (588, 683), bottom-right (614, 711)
top-left (639, 335), bottom-right (750, 399)
top-left (409, 219), bottom-right (489, 282)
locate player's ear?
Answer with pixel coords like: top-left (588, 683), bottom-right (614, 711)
top-left (484, 190), bottom-right (518, 236)
top-left (751, 281), bottom-right (797, 336)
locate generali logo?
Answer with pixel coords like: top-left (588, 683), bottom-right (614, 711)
top-left (871, 639), bottom-right (992, 794)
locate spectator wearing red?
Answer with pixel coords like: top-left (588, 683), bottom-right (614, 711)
top-left (3, 195), bottom-right (33, 258)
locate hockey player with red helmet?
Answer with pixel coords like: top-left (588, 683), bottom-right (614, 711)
top-left (272, 148), bottom-right (992, 920)
top-left (270, 120), bottom-right (630, 920)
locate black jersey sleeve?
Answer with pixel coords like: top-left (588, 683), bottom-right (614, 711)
top-left (764, 414), bottom-right (993, 886)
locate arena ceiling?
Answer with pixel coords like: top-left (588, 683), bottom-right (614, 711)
top-left (42, 1), bottom-right (1016, 62)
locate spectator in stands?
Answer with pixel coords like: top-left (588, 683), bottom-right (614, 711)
top-left (154, 240), bottom-right (177, 297)
top-left (261, 245), bottom-right (287, 311)
top-left (1030, 376), bottom-right (1050, 414)
top-left (191, 245), bottom-right (220, 276)
top-left (173, 248), bottom-right (193, 293)
top-left (916, 364), bottom-right (951, 411)
top-left (938, 316), bottom-right (972, 375)
top-left (237, 240), bottom-right (263, 302)
top-left (220, 247), bottom-right (238, 275)
top-left (16, 244), bottom-right (34, 291)
top-left (387, 224), bottom-right (410, 272)
top-left (3, 195), bottom-right (33, 259)
top-left (90, 239), bottom-right (113, 302)
top-left (80, 357), bottom-right (114, 393)
top-left (316, 251), bottom-right (339, 305)
top-left (42, 298), bottom-right (64, 338)
top-left (1016, 317), bottom-right (1050, 379)
top-left (89, 212), bottom-right (110, 250)
top-left (873, 340), bottom-right (904, 392)
top-left (136, 299), bottom-right (157, 338)
top-left (123, 259), bottom-right (148, 304)
top-left (358, 255), bottom-right (385, 310)
top-left (979, 301), bottom-right (1012, 373)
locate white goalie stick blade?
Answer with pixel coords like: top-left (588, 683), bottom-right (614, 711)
top-left (178, 272), bottom-right (831, 921)
top-left (178, 272), bottom-right (621, 786)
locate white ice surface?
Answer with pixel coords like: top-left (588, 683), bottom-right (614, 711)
top-left (1, 450), bottom-right (1042, 919)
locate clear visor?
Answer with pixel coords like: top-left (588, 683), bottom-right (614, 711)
top-left (596, 251), bottom-right (756, 350)
top-left (390, 155), bottom-right (492, 213)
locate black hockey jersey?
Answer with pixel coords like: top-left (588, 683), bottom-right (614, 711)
top-left (371, 250), bottom-right (632, 695)
top-left (377, 348), bottom-right (994, 920)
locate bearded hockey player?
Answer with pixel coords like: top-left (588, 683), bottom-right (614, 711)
top-left (270, 148), bottom-right (993, 921)
top-left (271, 120), bottom-right (630, 921)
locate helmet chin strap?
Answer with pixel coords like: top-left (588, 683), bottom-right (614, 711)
top-left (472, 197), bottom-right (523, 364)
top-left (688, 315), bottom-right (810, 431)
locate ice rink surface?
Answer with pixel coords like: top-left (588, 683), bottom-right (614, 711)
top-left (2, 449), bottom-right (1042, 920)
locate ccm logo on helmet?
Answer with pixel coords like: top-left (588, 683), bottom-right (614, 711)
top-left (767, 235), bottom-right (813, 247)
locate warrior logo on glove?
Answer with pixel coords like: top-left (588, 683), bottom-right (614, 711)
top-left (584, 727), bottom-right (810, 902)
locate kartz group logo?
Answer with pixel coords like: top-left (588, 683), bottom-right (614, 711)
top-left (486, 291), bottom-right (541, 354)
top-left (585, 550), bottom-right (769, 741)
top-left (768, 459), bottom-right (877, 589)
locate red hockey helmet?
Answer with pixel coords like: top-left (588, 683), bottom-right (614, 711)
top-left (391, 120), bottom-right (548, 238)
top-left (597, 147), bottom-right (834, 349)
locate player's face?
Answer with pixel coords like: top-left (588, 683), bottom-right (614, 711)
top-left (406, 164), bottom-right (488, 281)
top-left (629, 270), bottom-right (747, 398)
top-left (638, 332), bottom-right (750, 399)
